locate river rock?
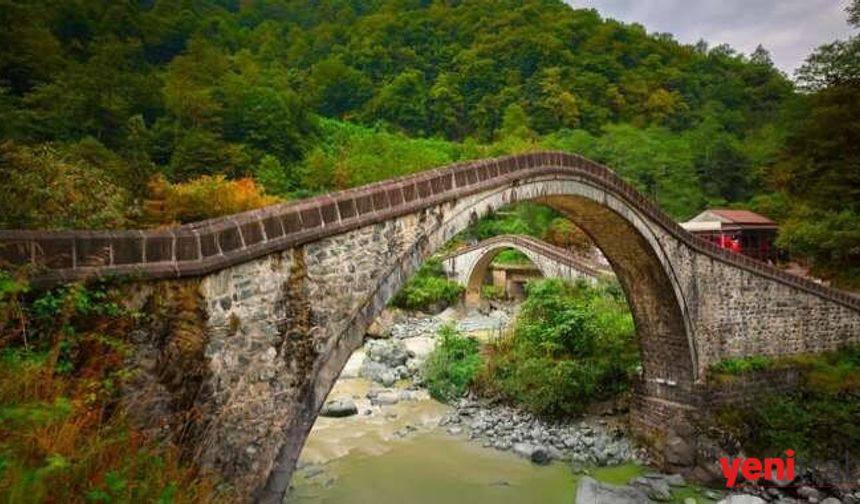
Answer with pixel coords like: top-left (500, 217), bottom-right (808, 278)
top-left (319, 398), bottom-right (358, 418)
top-left (665, 473), bottom-right (685, 487)
top-left (366, 319), bottom-right (388, 339)
top-left (366, 339), bottom-right (409, 368)
top-left (717, 495), bottom-right (766, 504)
top-left (390, 315), bottom-right (440, 339)
top-left (512, 443), bottom-right (550, 465)
top-left (366, 308), bottom-right (401, 339)
top-left (632, 475), bottom-right (672, 501)
top-left (358, 360), bottom-right (389, 383)
top-left (370, 391), bottom-right (400, 406)
top-left (381, 370), bottom-right (397, 386)
top-left (797, 486), bottom-right (822, 501)
top-left (664, 434), bottom-right (695, 466)
top-left (575, 476), bottom-right (649, 504)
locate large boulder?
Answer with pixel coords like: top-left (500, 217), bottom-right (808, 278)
top-left (631, 475), bottom-right (672, 502)
top-left (358, 360), bottom-right (389, 383)
top-left (575, 476), bottom-right (649, 504)
top-left (664, 434), bottom-right (696, 466)
top-left (319, 398), bottom-right (358, 418)
top-left (366, 339), bottom-right (409, 368)
top-left (366, 308), bottom-right (402, 339)
top-left (512, 443), bottom-right (551, 465)
top-left (369, 390), bottom-right (400, 406)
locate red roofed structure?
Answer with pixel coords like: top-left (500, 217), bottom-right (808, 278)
top-left (681, 209), bottom-right (778, 262)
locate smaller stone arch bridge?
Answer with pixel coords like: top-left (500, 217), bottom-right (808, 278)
top-left (440, 234), bottom-right (613, 305)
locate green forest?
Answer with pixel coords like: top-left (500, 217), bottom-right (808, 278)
top-left (0, 0), bottom-right (858, 285)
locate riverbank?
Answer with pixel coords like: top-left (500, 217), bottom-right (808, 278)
top-left (285, 305), bottom-right (848, 504)
top-left (287, 305), bottom-right (720, 503)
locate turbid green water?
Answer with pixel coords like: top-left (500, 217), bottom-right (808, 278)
top-left (288, 433), bottom-right (579, 504)
top-left (283, 330), bottom-right (665, 504)
top-left (282, 375), bottom-right (718, 504)
top-left (282, 372), bottom-right (661, 504)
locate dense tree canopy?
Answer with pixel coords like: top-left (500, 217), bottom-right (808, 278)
top-left (760, 3), bottom-right (860, 287)
top-left (0, 0), bottom-right (791, 178)
top-left (0, 0), bottom-right (856, 285)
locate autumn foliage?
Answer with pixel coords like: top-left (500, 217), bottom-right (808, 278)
top-left (0, 276), bottom-right (221, 503)
top-left (144, 174), bottom-right (280, 227)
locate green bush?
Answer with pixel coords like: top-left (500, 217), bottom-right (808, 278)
top-left (479, 278), bottom-right (638, 417)
top-left (0, 277), bottom-right (220, 502)
top-left (480, 284), bottom-right (506, 301)
top-left (466, 203), bottom-right (560, 242)
top-left (711, 344), bottom-right (860, 460)
top-left (391, 259), bottom-right (463, 312)
top-left (492, 249), bottom-right (531, 265)
top-left (776, 209), bottom-right (860, 289)
top-left (0, 141), bottom-right (131, 230)
top-left (711, 355), bottom-right (775, 376)
top-left (423, 325), bottom-right (482, 402)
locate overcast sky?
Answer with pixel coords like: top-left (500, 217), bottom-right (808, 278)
top-left (567, 0), bottom-right (856, 75)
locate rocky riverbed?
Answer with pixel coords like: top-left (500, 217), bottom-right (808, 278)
top-left (440, 395), bottom-right (645, 468)
top-left (292, 305), bottom-right (854, 504)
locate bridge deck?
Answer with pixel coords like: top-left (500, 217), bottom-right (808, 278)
top-left (0, 151), bottom-right (856, 312)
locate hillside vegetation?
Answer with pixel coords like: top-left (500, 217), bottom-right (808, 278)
top-left (0, 274), bottom-right (221, 503)
top-left (0, 0), bottom-right (857, 284)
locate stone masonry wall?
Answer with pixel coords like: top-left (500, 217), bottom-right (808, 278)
top-left (654, 224), bottom-right (860, 377)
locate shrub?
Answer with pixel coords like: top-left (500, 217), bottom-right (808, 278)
top-left (466, 203), bottom-right (559, 241)
top-left (423, 325), bottom-right (482, 402)
top-left (144, 173), bottom-right (279, 226)
top-left (776, 209), bottom-right (860, 289)
top-left (492, 249), bottom-right (531, 265)
top-left (478, 278), bottom-right (638, 417)
top-left (0, 141), bottom-right (131, 229)
top-left (711, 355), bottom-right (775, 376)
top-left (481, 284), bottom-right (506, 301)
top-left (710, 344), bottom-right (860, 461)
top-left (391, 259), bottom-right (463, 312)
top-left (0, 278), bottom-right (221, 503)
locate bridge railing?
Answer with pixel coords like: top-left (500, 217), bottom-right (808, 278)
top-left (0, 151), bottom-right (857, 312)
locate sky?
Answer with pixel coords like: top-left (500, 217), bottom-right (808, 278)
top-left (568, 0), bottom-right (857, 75)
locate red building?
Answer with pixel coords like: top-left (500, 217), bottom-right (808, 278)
top-left (680, 209), bottom-right (778, 262)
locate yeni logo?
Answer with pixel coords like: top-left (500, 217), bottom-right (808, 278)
top-left (719, 450), bottom-right (795, 488)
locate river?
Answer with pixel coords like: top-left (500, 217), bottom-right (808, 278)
top-left (285, 375), bottom-right (648, 504)
top-left (283, 308), bottom-right (659, 504)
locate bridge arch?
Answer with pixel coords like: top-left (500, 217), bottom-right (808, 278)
top-left (439, 234), bottom-right (612, 306)
top-left (3, 152), bottom-right (859, 503)
top-left (461, 243), bottom-right (551, 305)
top-left (251, 175), bottom-right (702, 502)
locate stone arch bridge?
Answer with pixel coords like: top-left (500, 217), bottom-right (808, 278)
top-left (1, 152), bottom-right (858, 502)
top-left (440, 234), bottom-right (613, 305)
